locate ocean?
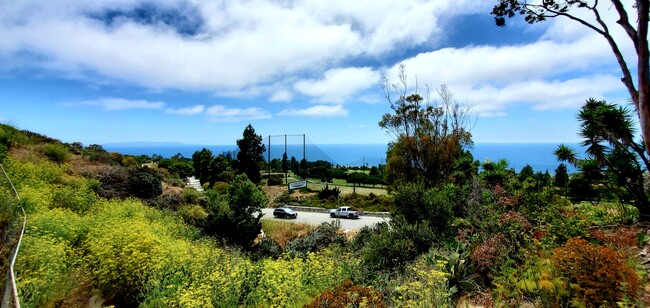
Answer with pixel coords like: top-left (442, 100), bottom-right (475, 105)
top-left (104, 143), bottom-right (583, 173)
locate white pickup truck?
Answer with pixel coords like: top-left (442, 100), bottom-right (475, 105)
top-left (329, 206), bottom-right (361, 219)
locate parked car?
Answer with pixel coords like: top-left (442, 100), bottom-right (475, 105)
top-left (273, 207), bottom-right (298, 219)
top-left (329, 206), bottom-right (360, 219)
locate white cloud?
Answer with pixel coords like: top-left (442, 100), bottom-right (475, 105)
top-left (294, 67), bottom-right (380, 103)
top-left (73, 98), bottom-right (165, 111)
top-left (166, 105), bottom-right (205, 115)
top-left (205, 104), bottom-right (271, 122)
top-left (453, 74), bottom-right (623, 117)
top-left (387, 35), bottom-right (613, 89)
top-left (0, 0), bottom-right (476, 93)
top-left (277, 105), bottom-right (348, 117)
top-left (269, 90), bottom-right (293, 103)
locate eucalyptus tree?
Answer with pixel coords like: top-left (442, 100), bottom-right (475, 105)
top-left (379, 65), bottom-right (474, 188)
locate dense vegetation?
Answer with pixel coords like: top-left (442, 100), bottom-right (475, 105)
top-left (2, 85), bottom-right (650, 308)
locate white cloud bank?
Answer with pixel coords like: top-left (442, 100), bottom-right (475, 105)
top-left (0, 0), bottom-right (637, 122)
top-left (0, 0), bottom-right (479, 94)
top-left (278, 105), bottom-right (348, 117)
top-left (72, 98), bottom-right (165, 111)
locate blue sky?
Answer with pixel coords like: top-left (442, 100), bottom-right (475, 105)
top-left (0, 0), bottom-right (638, 146)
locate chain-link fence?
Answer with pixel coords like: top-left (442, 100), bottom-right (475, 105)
top-left (0, 164), bottom-right (24, 308)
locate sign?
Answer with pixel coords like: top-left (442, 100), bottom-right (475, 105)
top-left (288, 180), bottom-right (307, 190)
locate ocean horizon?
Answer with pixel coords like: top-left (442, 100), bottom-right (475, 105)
top-left (104, 142), bottom-right (583, 173)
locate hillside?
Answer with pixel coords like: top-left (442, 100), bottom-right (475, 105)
top-left (2, 123), bottom-right (650, 307)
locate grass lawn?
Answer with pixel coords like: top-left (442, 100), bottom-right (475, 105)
top-left (307, 181), bottom-right (388, 196)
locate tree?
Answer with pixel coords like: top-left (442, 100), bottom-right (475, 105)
top-left (299, 158), bottom-right (309, 179)
top-left (281, 152), bottom-right (288, 173)
top-left (236, 124), bottom-right (266, 184)
top-left (481, 158), bottom-right (511, 188)
top-left (554, 163), bottom-right (569, 195)
top-left (192, 148), bottom-right (213, 185)
top-left (208, 154), bottom-right (235, 184)
top-left (556, 98), bottom-right (650, 219)
top-left (290, 156), bottom-right (299, 175)
top-left (492, 0), bottom-right (650, 157)
top-left (379, 65), bottom-right (473, 188)
top-left (201, 174), bottom-right (266, 248)
top-left (518, 164), bottom-right (534, 182)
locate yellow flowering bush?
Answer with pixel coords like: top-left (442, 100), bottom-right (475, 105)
top-left (248, 248), bottom-right (359, 307)
top-left (143, 239), bottom-right (254, 307)
top-left (29, 208), bottom-right (85, 246)
top-left (15, 234), bottom-right (74, 308)
top-left (390, 258), bottom-right (452, 307)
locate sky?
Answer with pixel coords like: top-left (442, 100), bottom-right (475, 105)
top-left (0, 0), bottom-right (640, 146)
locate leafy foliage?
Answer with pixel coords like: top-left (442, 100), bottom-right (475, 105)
top-left (126, 167), bottom-right (163, 199)
top-left (552, 238), bottom-right (639, 305)
top-left (306, 280), bottom-right (385, 308)
top-left (201, 174), bottom-right (266, 248)
top-left (285, 221), bottom-right (345, 258)
top-left (39, 143), bottom-right (70, 163)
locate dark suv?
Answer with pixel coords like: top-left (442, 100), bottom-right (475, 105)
top-left (273, 207), bottom-right (297, 219)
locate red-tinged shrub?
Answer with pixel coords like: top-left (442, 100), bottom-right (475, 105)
top-left (552, 238), bottom-right (639, 305)
top-left (590, 227), bottom-right (639, 251)
top-left (470, 233), bottom-right (509, 274)
top-left (306, 280), bottom-right (385, 308)
top-left (499, 211), bottom-right (532, 230)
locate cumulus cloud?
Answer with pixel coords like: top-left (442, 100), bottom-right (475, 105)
top-left (166, 105), bottom-right (205, 115)
top-left (205, 105), bottom-right (271, 122)
top-left (0, 0), bottom-right (477, 93)
top-left (277, 105), bottom-right (348, 117)
top-left (72, 98), bottom-right (165, 111)
top-left (457, 75), bottom-right (624, 117)
top-left (294, 67), bottom-right (380, 103)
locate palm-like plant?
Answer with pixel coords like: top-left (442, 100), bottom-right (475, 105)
top-left (557, 98), bottom-right (650, 220)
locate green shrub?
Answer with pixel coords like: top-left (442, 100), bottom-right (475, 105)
top-left (268, 174), bottom-right (283, 186)
top-left (51, 176), bottom-right (97, 213)
top-left (318, 186), bottom-right (341, 200)
top-left (359, 220), bottom-right (435, 272)
top-left (39, 143), bottom-right (70, 163)
top-left (126, 167), bottom-right (163, 199)
top-left (180, 187), bottom-right (203, 205)
top-left (177, 204), bottom-right (208, 225)
top-left (285, 221), bottom-right (344, 258)
top-left (251, 236), bottom-right (282, 260)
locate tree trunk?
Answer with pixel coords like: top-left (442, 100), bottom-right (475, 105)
top-left (637, 0), bottom-right (650, 159)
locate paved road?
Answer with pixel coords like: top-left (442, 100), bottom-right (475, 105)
top-left (261, 208), bottom-right (389, 231)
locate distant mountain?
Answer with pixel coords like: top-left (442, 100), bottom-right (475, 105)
top-left (102, 141), bottom-right (203, 148)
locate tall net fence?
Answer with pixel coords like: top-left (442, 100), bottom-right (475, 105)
top-left (0, 164), bottom-right (24, 308)
top-left (264, 135), bottom-right (386, 167)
